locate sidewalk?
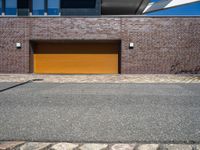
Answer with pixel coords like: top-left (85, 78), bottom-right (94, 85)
top-left (0, 142), bottom-right (199, 150)
top-left (0, 74), bottom-right (200, 83)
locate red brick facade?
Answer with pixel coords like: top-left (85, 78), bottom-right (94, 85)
top-left (0, 17), bottom-right (200, 74)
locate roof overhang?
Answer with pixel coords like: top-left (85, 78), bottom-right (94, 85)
top-left (101, 0), bottom-right (150, 15)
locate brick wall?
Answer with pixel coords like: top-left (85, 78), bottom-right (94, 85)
top-left (0, 17), bottom-right (200, 74)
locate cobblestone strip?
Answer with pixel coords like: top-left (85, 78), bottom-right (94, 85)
top-left (110, 144), bottom-right (136, 150)
top-left (79, 144), bottom-right (108, 150)
top-left (1, 142), bottom-right (200, 150)
top-left (0, 141), bottom-right (25, 150)
top-left (135, 144), bottom-right (159, 150)
top-left (161, 144), bottom-right (194, 150)
top-left (17, 142), bottom-right (52, 150)
top-left (197, 145), bottom-right (200, 150)
top-left (50, 143), bottom-right (79, 150)
top-left (0, 74), bottom-right (200, 83)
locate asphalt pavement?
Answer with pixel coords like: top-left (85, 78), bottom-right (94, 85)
top-left (0, 82), bottom-right (200, 143)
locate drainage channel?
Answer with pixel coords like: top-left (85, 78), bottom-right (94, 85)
top-left (0, 79), bottom-right (43, 93)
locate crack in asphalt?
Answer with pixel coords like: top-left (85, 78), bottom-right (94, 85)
top-left (0, 79), bottom-right (43, 93)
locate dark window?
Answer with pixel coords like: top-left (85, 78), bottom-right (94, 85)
top-left (18, 0), bottom-right (29, 16)
top-left (18, 0), bottom-right (29, 8)
top-left (61, 0), bottom-right (96, 8)
top-left (5, 0), bottom-right (17, 15)
top-left (60, 0), bottom-right (100, 16)
top-left (33, 0), bottom-right (45, 15)
top-left (0, 0), bottom-right (2, 15)
top-left (48, 0), bottom-right (60, 15)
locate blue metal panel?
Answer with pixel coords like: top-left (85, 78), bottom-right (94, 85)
top-left (48, 0), bottom-right (60, 15)
top-left (0, 0), bottom-right (2, 14)
top-left (5, 0), bottom-right (17, 15)
top-left (32, 0), bottom-right (45, 15)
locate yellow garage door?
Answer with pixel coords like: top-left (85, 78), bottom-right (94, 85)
top-left (33, 41), bottom-right (119, 74)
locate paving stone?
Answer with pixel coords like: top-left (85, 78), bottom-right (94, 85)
top-left (196, 145), bottom-right (200, 150)
top-left (110, 144), bottom-right (136, 150)
top-left (50, 143), bottom-right (79, 150)
top-left (79, 144), bottom-right (108, 150)
top-left (0, 141), bottom-right (25, 150)
top-left (19, 142), bottom-right (52, 150)
top-left (163, 144), bottom-right (193, 150)
top-left (136, 144), bottom-right (159, 150)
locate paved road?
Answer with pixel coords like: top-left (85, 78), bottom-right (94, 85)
top-left (0, 82), bottom-right (19, 91)
top-left (0, 82), bottom-right (200, 143)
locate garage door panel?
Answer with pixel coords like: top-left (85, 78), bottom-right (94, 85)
top-left (33, 42), bottom-right (119, 74)
top-left (34, 43), bottom-right (119, 54)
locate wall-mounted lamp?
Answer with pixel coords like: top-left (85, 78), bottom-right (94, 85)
top-left (129, 43), bottom-right (134, 49)
top-left (16, 43), bottom-right (22, 49)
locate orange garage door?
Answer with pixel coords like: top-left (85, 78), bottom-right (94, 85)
top-left (33, 41), bottom-right (119, 74)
